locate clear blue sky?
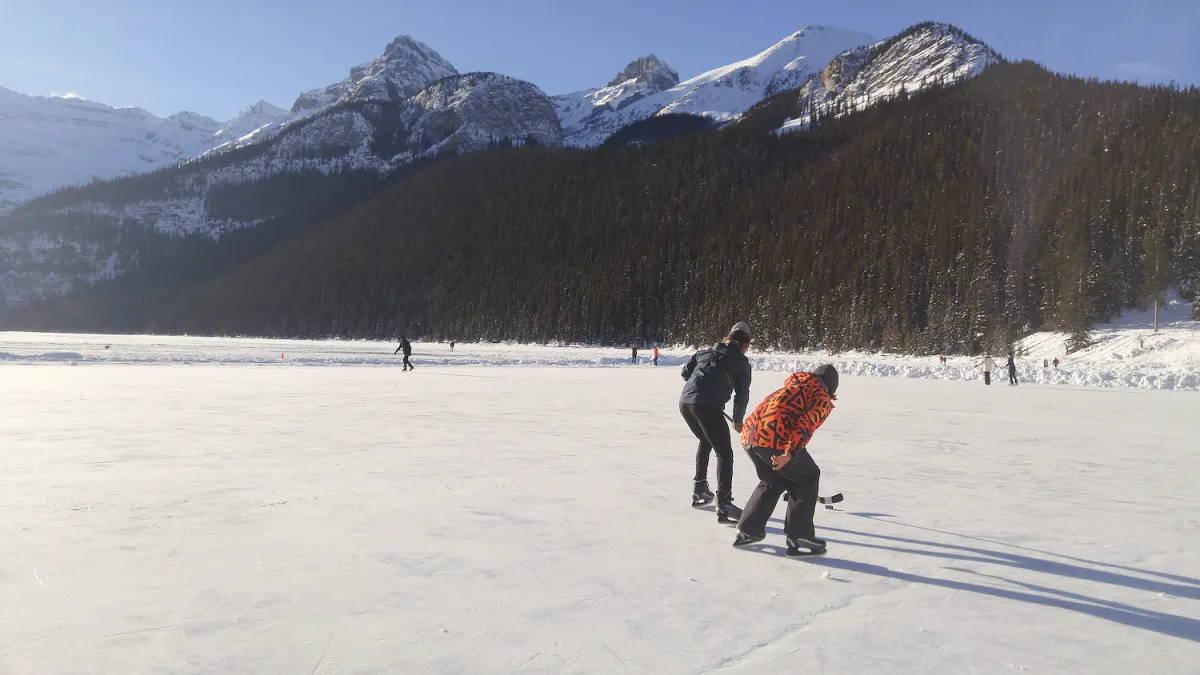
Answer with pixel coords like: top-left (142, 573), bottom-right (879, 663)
top-left (1, 0), bottom-right (1196, 121)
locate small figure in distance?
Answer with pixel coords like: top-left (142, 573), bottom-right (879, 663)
top-left (978, 354), bottom-right (996, 386)
top-left (394, 335), bottom-right (414, 371)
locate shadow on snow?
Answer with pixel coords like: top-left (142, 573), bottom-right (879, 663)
top-left (743, 513), bottom-right (1200, 642)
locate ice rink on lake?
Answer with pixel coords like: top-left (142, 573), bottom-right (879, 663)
top-left (2, 336), bottom-right (1198, 674)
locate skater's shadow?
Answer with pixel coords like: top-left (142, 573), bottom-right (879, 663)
top-left (755, 520), bottom-right (1200, 642)
top-left (847, 513), bottom-right (1200, 589)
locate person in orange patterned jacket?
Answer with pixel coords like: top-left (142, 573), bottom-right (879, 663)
top-left (733, 364), bottom-right (838, 556)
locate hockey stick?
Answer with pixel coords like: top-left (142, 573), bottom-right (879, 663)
top-left (783, 492), bottom-right (844, 504)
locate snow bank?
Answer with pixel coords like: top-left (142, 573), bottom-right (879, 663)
top-left (2, 318), bottom-right (1197, 392)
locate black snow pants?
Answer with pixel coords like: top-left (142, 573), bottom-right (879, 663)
top-left (679, 402), bottom-right (734, 501)
top-left (737, 446), bottom-right (820, 542)
top-left (1008, 367), bottom-right (1018, 385)
top-left (984, 371), bottom-right (992, 385)
top-left (403, 354), bottom-right (414, 370)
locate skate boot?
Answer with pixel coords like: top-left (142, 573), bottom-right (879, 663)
top-left (716, 498), bottom-right (742, 524)
top-left (786, 536), bottom-right (827, 557)
top-left (732, 531), bottom-right (765, 547)
top-left (691, 480), bottom-right (715, 507)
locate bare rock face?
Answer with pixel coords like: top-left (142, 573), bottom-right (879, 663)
top-left (606, 55), bottom-right (680, 91)
top-left (783, 23), bottom-right (1001, 130)
top-left (291, 36), bottom-right (458, 114)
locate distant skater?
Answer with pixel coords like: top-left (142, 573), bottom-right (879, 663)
top-left (680, 322), bottom-right (753, 523)
top-left (450, 340), bottom-right (456, 351)
top-left (632, 344), bottom-right (638, 364)
top-left (978, 355), bottom-right (996, 385)
top-left (394, 336), bottom-right (414, 371)
top-left (653, 346), bottom-right (660, 366)
top-left (1053, 357), bottom-right (1059, 368)
top-left (1043, 358), bottom-right (1049, 369)
top-left (1006, 353), bottom-right (1018, 386)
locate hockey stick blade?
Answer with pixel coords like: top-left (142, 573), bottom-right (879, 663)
top-left (817, 493), bottom-right (844, 504)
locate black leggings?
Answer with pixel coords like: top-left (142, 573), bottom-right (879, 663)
top-left (679, 403), bottom-right (734, 501)
top-left (738, 446), bottom-right (821, 542)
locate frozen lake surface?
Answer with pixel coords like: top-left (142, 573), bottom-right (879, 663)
top-left (2, 336), bottom-right (1198, 674)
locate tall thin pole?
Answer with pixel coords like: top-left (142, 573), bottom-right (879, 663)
top-left (1154, 232), bottom-right (1161, 333)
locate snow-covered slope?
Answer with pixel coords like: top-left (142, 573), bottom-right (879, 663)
top-left (779, 23), bottom-right (1001, 133)
top-left (555, 26), bottom-right (876, 147)
top-left (0, 71), bottom-right (561, 307)
top-left (212, 100), bottom-right (292, 146)
top-left (0, 88), bottom-right (237, 209)
top-left (552, 55), bottom-right (680, 142)
top-left (0, 36), bottom-right (456, 211)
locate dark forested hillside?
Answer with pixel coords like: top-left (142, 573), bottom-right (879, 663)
top-left (10, 62), bottom-right (1200, 353)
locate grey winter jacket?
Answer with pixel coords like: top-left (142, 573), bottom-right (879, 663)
top-left (680, 342), bottom-right (752, 423)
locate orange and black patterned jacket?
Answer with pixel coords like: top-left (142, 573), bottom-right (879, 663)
top-left (740, 372), bottom-right (835, 452)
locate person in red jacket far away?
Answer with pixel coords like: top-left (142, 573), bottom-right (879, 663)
top-left (653, 346), bottom-right (660, 366)
top-left (1053, 357), bottom-right (1060, 368)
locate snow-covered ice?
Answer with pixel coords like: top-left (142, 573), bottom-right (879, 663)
top-left (2, 335), bottom-right (1197, 674)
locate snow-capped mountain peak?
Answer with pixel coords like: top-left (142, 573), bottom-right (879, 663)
top-left (290, 35), bottom-right (458, 114)
top-left (553, 25), bottom-right (876, 147)
top-left (606, 55), bottom-right (679, 90)
top-left (214, 100), bottom-right (291, 143)
top-left (779, 22), bottom-right (1002, 132)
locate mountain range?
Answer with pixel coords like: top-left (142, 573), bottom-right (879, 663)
top-left (0, 22), bottom-right (1001, 309)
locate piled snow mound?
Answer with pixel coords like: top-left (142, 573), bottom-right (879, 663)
top-left (2, 319), bottom-right (1196, 391)
top-left (1010, 291), bottom-right (1199, 390)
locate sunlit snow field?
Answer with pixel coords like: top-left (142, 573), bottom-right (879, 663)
top-left (2, 333), bottom-right (1198, 674)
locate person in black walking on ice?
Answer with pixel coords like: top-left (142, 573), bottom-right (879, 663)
top-left (734, 364), bottom-right (838, 556)
top-left (394, 336), bottom-right (414, 371)
top-left (631, 342), bottom-right (638, 364)
top-left (1006, 352), bottom-right (1018, 386)
top-left (680, 322), bottom-right (753, 523)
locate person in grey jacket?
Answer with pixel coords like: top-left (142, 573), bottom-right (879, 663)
top-left (679, 322), bottom-right (753, 523)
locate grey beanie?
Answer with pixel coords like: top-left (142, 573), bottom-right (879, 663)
top-left (813, 364), bottom-right (839, 396)
top-left (729, 322), bottom-right (752, 342)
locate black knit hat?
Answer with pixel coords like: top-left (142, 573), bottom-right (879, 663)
top-left (813, 364), bottom-right (839, 397)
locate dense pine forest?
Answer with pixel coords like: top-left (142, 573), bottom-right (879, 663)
top-left (9, 62), bottom-right (1200, 353)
